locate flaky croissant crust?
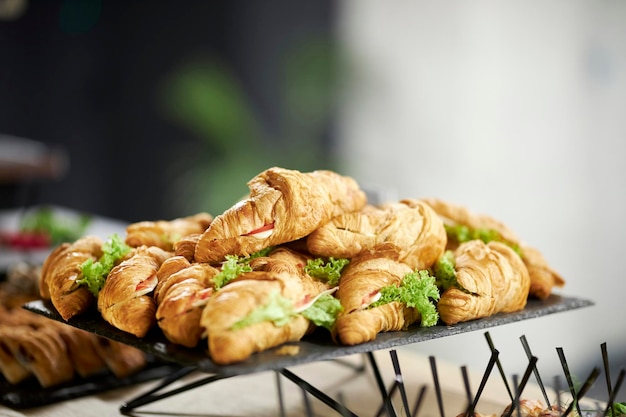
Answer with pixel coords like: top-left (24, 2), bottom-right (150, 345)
top-left (194, 167), bottom-right (367, 264)
top-left (307, 200), bottom-right (446, 271)
top-left (421, 197), bottom-right (564, 299)
top-left (39, 235), bottom-right (103, 320)
top-left (437, 240), bottom-right (530, 325)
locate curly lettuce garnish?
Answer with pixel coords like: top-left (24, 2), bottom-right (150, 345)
top-left (231, 290), bottom-right (343, 331)
top-left (304, 257), bottom-right (349, 287)
top-left (444, 224), bottom-right (522, 256)
top-left (299, 292), bottom-right (343, 330)
top-left (370, 270), bottom-right (440, 327)
top-left (211, 247), bottom-right (275, 289)
top-left (77, 234), bottom-right (131, 296)
top-left (433, 250), bottom-right (457, 290)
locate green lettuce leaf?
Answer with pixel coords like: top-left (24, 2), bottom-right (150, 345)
top-left (370, 270), bottom-right (440, 327)
top-left (433, 250), bottom-right (456, 290)
top-left (77, 234), bottom-right (131, 296)
top-left (304, 257), bottom-right (349, 286)
top-left (211, 247), bottom-right (275, 289)
top-left (444, 224), bottom-right (522, 256)
top-left (300, 293), bottom-right (343, 330)
top-left (231, 291), bottom-right (296, 330)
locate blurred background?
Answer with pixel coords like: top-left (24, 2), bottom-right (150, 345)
top-left (2, 0), bottom-right (625, 401)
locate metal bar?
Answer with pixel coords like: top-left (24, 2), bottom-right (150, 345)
top-left (519, 335), bottom-right (550, 407)
top-left (279, 368), bottom-right (359, 417)
top-left (367, 351), bottom-right (397, 417)
top-left (120, 368), bottom-right (230, 414)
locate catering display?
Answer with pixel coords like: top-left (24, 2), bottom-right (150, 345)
top-left (2, 166), bottom-right (594, 414)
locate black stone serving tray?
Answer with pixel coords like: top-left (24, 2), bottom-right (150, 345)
top-left (23, 295), bottom-right (594, 378)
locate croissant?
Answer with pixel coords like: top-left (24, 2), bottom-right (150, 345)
top-left (421, 197), bottom-right (563, 300)
top-left (0, 325), bottom-right (75, 387)
top-left (194, 167), bottom-right (368, 264)
top-left (50, 324), bottom-right (109, 378)
top-left (173, 233), bottom-right (202, 261)
top-left (89, 337), bottom-right (147, 378)
top-left (200, 268), bottom-right (327, 365)
top-left (307, 200), bottom-right (447, 270)
top-left (125, 212), bottom-right (213, 251)
top-left (333, 244), bottom-right (417, 345)
top-left (155, 260), bottom-right (219, 347)
top-left (437, 240), bottom-right (530, 325)
top-left (39, 235), bottom-right (103, 320)
top-left (248, 246), bottom-right (315, 278)
top-left (0, 327), bottom-right (32, 384)
top-left (98, 245), bottom-right (172, 337)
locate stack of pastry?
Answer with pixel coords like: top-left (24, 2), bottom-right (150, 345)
top-left (35, 166), bottom-right (565, 366)
top-left (0, 265), bottom-right (147, 388)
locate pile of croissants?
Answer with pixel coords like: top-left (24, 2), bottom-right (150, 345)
top-left (0, 265), bottom-right (148, 388)
top-left (36, 167), bottom-right (564, 366)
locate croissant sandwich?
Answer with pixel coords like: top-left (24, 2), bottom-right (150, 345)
top-left (435, 240), bottom-right (530, 325)
top-left (333, 244), bottom-right (440, 346)
top-left (422, 197), bottom-right (564, 299)
top-left (307, 199), bottom-right (447, 271)
top-left (98, 245), bottom-right (172, 337)
top-left (200, 248), bottom-right (341, 365)
top-left (126, 212), bottom-right (213, 252)
top-left (194, 167), bottom-right (368, 264)
top-left (39, 235), bottom-right (104, 320)
top-left (154, 256), bottom-right (219, 347)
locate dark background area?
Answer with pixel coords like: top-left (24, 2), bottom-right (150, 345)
top-left (0, 0), bottom-right (336, 222)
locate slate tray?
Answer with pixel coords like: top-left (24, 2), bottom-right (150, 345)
top-left (23, 295), bottom-right (594, 378)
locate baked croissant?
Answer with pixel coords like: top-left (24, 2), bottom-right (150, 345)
top-left (0, 325), bottom-right (75, 387)
top-left (98, 245), bottom-right (172, 337)
top-left (125, 212), bottom-right (213, 251)
top-left (89, 337), bottom-right (147, 378)
top-left (200, 268), bottom-right (328, 365)
top-left (421, 197), bottom-right (564, 300)
top-left (437, 240), bottom-right (530, 325)
top-left (307, 199), bottom-right (447, 270)
top-left (0, 326), bottom-right (32, 384)
top-left (39, 235), bottom-right (103, 320)
top-left (155, 259), bottom-right (219, 347)
top-left (173, 233), bottom-right (202, 261)
top-left (333, 244), bottom-right (418, 345)
top-left (194, 167), bottom-right (368, 264)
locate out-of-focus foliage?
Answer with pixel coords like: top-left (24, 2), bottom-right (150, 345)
top-left (158, 37), bottom-right (346, 216)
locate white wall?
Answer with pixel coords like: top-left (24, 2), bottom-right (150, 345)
top-left (337, 0), bottom-right (626, 384)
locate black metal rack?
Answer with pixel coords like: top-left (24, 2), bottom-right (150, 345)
top-left (20, 295), bottom-right (596, 416)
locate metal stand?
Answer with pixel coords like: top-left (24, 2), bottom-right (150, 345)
top-left (119, 355), bottom-right (371, 417)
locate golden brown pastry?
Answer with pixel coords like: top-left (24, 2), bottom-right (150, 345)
top-left (200, 268), bottom-right (328, 365)
top-left (0, 325), bottom-right (75, 387)
top-left (89, 337), bottom-right (147, 378)
top-left (194, 167), bottom-right (368, 264)
top-left (248, 246), bottom-right (315, 278)
top-left (307, 199), bottom-right (447, 270)
top-left (125, 212), bottom-right (213, 251)
top-left (0, 327), bottom-right (32, 384)
top-left (98, 245), bottom-right (172, 338)
top-left (421, 197), bottom-right (564, 300)
top-left (173, 233), bottom-right (202, 261)
top-left (155, 259), bottom-right (219, 347)
top-left (50, 324), bottom-right (108, 378)
top-left (39, 235), bottom-right (103, 320)
top-left (333, 244), bottom-right (419, 345)
top-left (519, 244), bottom-right (565, 300)
top-left (437, 240), bottom-right (530, 325)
